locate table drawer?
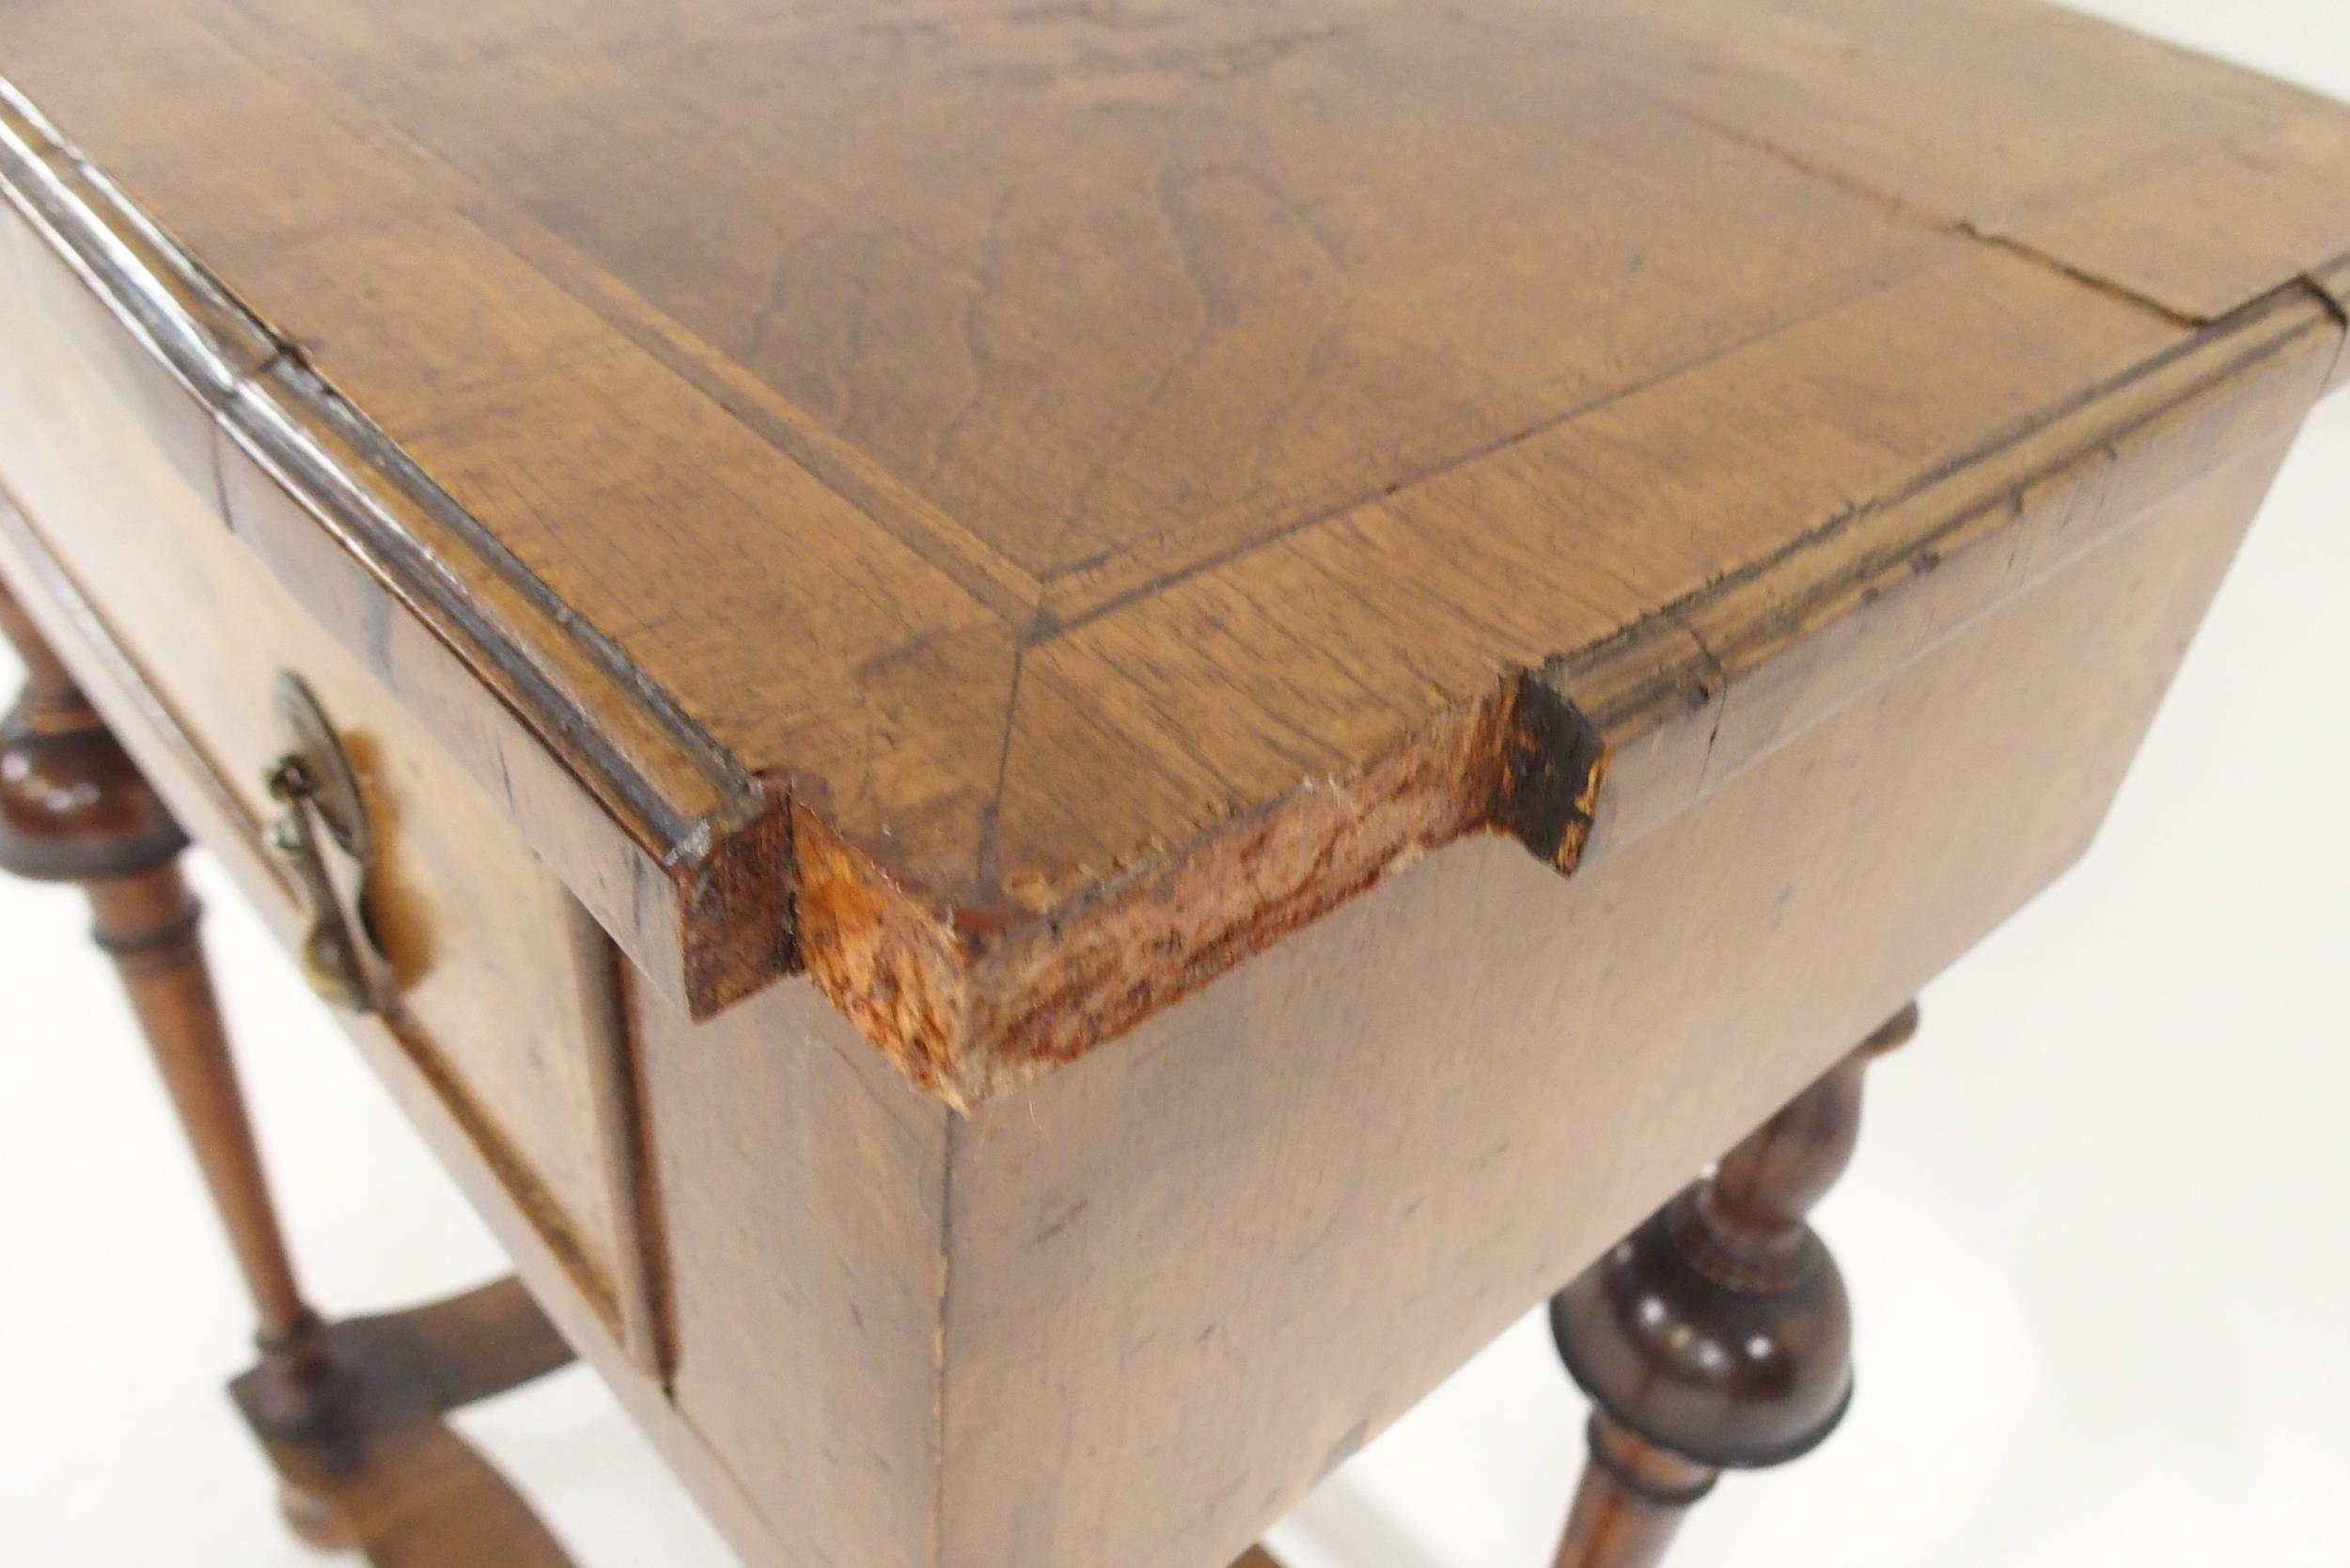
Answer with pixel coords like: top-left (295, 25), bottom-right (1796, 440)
top-left (0, 197), bottom-right (651, 1353)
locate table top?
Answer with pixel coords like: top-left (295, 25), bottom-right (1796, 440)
top-left (3, 0), bottom-right (2347, 1101)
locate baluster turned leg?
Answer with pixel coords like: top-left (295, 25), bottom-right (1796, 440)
top-left (0, 585), bottom-right (349, 1543)
top-left (1547, 1003), bottom-right (1918, 1568)
top-left (4, 585), bottom-right (585, 1564)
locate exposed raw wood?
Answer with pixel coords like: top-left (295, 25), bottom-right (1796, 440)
top-left (7, 8), bottom-right (2345, 1567)
top-left (614, 425), bottom-right (2302, 1568)
top-left (3, 0), bottom-right (2347, 1094)
top-left (923, 431), bottom-right (2300, 1568)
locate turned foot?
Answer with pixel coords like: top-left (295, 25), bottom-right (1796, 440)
top-left (230, 1278), bottom-right (579, 1566)
top-left (1547, 1003), bottom-right (1916, 1567)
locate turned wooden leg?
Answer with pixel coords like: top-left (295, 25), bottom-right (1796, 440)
top-left (1, 585), bottom-right (345, 1538)
top-left (4, 585), bottom-right (579, 1562)
top-left (1547, 1002), bottom-right (1918, 1568)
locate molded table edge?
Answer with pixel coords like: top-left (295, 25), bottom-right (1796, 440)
top-left (5, 70), bottom-right (2344, 1105)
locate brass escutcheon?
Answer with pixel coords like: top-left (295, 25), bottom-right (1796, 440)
top-left (262, 673), bottom-right (383, 1012)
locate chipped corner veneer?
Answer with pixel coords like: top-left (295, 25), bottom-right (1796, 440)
top-left (786, 641), bottom-right (1680, 1112)
top-left (791, 683), bottom-right (1551, 1109)
top-left (11, 51), bottom-right (2349, 1109)
top-left (784, 267), bottom-right (2350, 1110)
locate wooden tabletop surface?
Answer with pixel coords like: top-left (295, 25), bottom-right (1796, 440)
top-left (4, 0), bottom-right (2347, 1100)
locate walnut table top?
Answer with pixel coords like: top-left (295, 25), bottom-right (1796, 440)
top-left (7, 0), bottom-right (2346, 1102)
top-left (2, 5), bottom-right (2345, 1566)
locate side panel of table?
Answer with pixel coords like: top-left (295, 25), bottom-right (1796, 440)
top-left (634, 421), bottom-right (2299, 1568)
top-left (631, 975), bottom-right (951, 1568)
top-left (938, 426), bottom-right (2299, 1568)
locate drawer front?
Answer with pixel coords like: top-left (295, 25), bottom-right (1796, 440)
top-left (0, 203), bottom-right (646, 1343)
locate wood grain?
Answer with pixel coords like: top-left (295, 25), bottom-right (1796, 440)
top-left (0, 241), bottom-right (665, 1325)
top-left (227, 1278), bottom-right (580, 1567)
top-left (597, 422), bottom-right (2305, 1568)
top-left (3, 547), bottom-right (588, 1561)
top-left (923, 428), bottom-right (2298, 1568)
top-left (0, 499), bottom-right (797, 1563)
top-left (632, 967), bottom-right (950, 1568)
top-left (3, 0), bottom-right (2345, 1095)
top-left (1547, 1005), bottom-right (1919, 1567)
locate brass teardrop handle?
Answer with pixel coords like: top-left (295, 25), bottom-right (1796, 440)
top-left (262, 674), bottom-right (384, 1012)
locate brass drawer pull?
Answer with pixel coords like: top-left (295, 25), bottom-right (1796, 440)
top-left (263, 674), bottom-right (384, 1012)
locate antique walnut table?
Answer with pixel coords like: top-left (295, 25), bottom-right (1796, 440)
top-left (4, 2), bottom-right (2347, 1565)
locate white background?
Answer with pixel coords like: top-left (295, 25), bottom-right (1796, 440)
top-left (4, 3), bottom-right (2346, 1564)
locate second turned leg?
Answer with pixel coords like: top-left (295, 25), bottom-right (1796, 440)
top-left (88, 865), bottom-right (338, 1393)
top-left (3, 582), bottom-right (581, 1563)
top-left (1, 583), bottom-right (344, 1536)
top-left (1547, 1003), bottom-right (1918, 1568)
top-left (83, 864), bottom-right (316, 1358)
